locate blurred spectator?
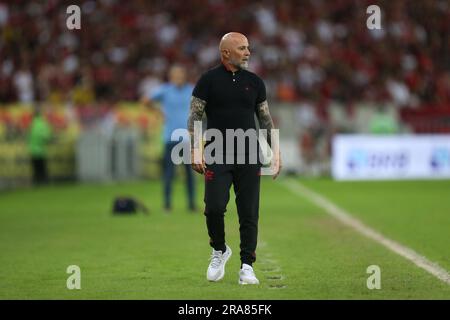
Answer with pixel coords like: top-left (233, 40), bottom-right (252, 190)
top-left (369, 104), bottom-right (400, 134)
top-left (296, 101), bottom-right (327, 175)
top-left (27, 106), bottom-right (52, 185)
top-left (0, 0), bottom-right (447, 110)
top-left (13, 65), bottom-right (34, 103)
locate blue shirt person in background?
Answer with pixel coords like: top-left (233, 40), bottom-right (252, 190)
top-left (142, 65), bottom-right (196, 212)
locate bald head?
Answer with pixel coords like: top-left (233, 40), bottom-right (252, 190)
top-left (219, 32), bottom-right (248, 51)
top-left (219, 32), bottom-right (250, 71)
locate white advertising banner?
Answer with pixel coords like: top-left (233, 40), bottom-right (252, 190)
top-left (332, 135), bottom-right (450, 180)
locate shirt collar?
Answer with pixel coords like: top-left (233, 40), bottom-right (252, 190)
top-left (221, 63), bottom-right (241, 74)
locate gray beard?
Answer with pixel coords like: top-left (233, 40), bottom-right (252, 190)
top-left (231, 59), bottom-right (249, 70)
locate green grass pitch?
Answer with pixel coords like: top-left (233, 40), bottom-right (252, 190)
top-left (0, 177), bottom-right (449, 299)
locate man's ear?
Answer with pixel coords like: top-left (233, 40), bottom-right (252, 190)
top-left (222, 49), bottom-right (230, 58)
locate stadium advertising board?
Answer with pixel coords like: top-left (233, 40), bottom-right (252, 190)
top-left (332, 135), bottom-right (450, 180)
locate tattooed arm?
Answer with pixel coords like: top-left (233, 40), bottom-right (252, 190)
top-left (256, 100), bottom-right (275, 146)
top-left (187, 96), bottom-right (207, 173)
top-left (188, 96), bottom-right (206, 148)
top-left (256, 100), bottom-right (282, 179)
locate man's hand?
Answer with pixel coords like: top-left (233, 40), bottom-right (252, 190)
top-left (191, 149), bottom-right (206, 174)
top-left (272, 151), bottom-right (282, 180)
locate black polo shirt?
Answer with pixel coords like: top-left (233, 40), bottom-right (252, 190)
top-left (193, 64), bottom-right (267, 157)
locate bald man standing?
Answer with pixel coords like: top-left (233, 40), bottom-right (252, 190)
top-left (188, 32), bottom-right (281, 284)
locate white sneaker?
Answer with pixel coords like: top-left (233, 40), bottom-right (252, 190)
top-left (239, 263), bottom-right (260, 285)
top-left (206, 245), bottom-right (232, 282)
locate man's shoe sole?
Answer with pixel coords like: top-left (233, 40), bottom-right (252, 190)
top-left (238, 279), bottom-right (260, 285)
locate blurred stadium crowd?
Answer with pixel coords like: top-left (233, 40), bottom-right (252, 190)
top-left (1, 0), bottom-right (448, 107)
top-left (0, 0), bottom-right (449, 184)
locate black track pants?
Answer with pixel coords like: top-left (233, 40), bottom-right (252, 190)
top-left (204, 163), bottom-right (261, 265)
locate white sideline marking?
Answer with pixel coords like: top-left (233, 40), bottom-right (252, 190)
top-left (283, 179), bottom-right (450, 285)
